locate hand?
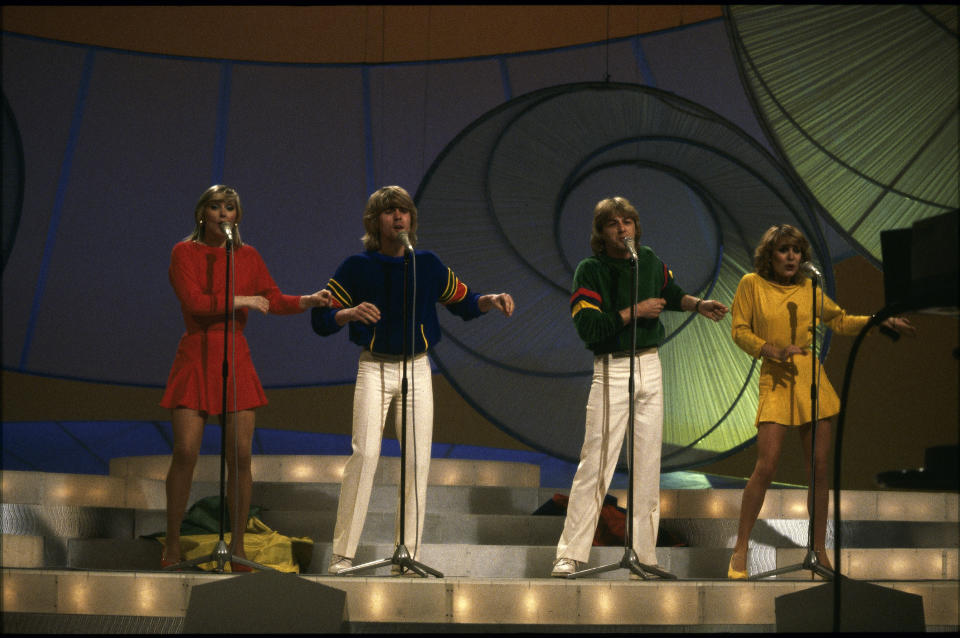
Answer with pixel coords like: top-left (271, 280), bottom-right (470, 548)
top-left (632, 297), bottom-right (666, 320)
top-left (769, 344), bottom-right (807, 362)
top-left (882, 316), bottom-right (916, 337)
top-left (300, 289), bottom-right (334, 309)
top-left (235, 295), bottom-right (269, 314)
top-left (480, 293), bottom-right (515, 317)
top-left (340, 301), bottom-right (380, 325)
top-left (698, 299), bottom-right (729, 322)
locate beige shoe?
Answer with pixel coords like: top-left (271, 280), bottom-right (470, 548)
top-left (551, 557), bottom-right (583, 577)
top-left (328, 554), bottom-right (354, 575)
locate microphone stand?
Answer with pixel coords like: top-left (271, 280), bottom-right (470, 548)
top-left (569, 242), bottom-right (675, 581)
top-left (337, 241), bottom-right (442, 578)
top-left (165, 232), bottom-right (271, 574)
top-left (751, 271), bottom-right (833, 581)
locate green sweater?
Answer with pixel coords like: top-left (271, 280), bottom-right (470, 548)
top-left (569, 247), bottom-right (687, 354)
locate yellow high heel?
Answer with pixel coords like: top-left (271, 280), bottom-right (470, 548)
top-left (727, 553), bottom-right (748, 580)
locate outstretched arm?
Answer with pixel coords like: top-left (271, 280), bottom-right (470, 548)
top-left (299, 289), bottom-right (334, 310)
top-left (681, 294), bottom-right (729, 322)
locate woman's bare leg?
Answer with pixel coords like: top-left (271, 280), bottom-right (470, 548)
top-left (164, 408), bottom-right (206, 562)
top-left (730, 422), bottom-right (789, 572)
top-left (225, 409), bottom-right (256, 559)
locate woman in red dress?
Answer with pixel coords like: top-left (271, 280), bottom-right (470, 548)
top-left (159, 185), bottom-right (331, 570)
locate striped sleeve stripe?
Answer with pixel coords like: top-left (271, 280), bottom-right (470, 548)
top-left (327, 278), bottom-right (351, 308)
top-left (571, 299), bottom-right (601, 318)
top-left (570, 287), bottom-right (601, 306)
top-left (440, 268), bottom-right (469, 305)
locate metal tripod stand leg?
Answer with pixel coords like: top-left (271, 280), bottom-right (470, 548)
top-left (568, 547), bottom-right (677, 580)
top-left (336, 543), bottom-right (443, 578)
top-left (165, 538), bottom-right (276, 573)
top-left (750, 547), bottom-right (834, 581)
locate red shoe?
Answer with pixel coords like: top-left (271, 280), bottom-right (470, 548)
top-left (230, 561), bottom-right (254, 572)
top-left (160, 558), bottom-right (181, 571)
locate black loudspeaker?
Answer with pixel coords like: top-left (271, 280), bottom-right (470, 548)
top-left (183, 571), bottom-right (347, 634)
top-left (775, 577), bottom-right (925, 633)
top-left (880, 209), bottom-right (959, 314)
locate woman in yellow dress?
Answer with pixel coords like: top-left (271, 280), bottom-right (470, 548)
top-left (726, 224), bottom-right (914, 579)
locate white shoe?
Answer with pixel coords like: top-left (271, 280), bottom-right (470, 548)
top-left (551, 557), bottom-right (583, 577)
top-left (328, 554), bottom-right (353, 574)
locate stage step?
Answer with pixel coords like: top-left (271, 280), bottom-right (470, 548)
top-left (5, 465), bottom-right (957, 522)
top-left (2, 456), bottom-right (958, 632)
top-left (4, 498), bottom-right (956, 553)
top-left (2, 568), bottom-right (957, 631)
top-left (108, 454), bottom-right (541, 487)
top-left (23, 533), bottom-right (960, 582)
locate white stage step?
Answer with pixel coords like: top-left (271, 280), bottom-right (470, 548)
top-left (2, 568), bottom-right (957, 631)
top-left (2, 456), bottom-right (957, 632)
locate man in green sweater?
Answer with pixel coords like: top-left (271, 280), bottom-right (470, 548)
top-left (552, 196), bottom-right (728, 578)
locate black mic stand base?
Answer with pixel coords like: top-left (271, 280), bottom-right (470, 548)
top-left (750, 547), bottom-right (834, 581)
top-left (333, 543), bottom-right (443, 578)
top-left (567, 547), bottom-right (676, 580)
top-left (163, 538), bottom-right (276, 573)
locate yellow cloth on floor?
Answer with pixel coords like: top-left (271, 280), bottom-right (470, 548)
top-left (159, 516), bottom-right (313, 573)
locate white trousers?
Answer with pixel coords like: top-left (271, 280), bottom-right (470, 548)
top-left (555, 350), bottom-right (664, 565)
top-left (331, 351), bottom-right (433, 560)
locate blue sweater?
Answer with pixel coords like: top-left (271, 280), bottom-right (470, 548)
top-left (311, 250), bottom-right (483, 355)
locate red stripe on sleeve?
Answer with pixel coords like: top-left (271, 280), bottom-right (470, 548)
top-left (570, 287), bottom-right (602, 305)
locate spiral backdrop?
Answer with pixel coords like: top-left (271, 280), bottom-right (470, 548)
top-left (10, 10), bottom-right (948, 473)
top-left (726, 5), bottom-right (959, 263)
top-left (416, 82), bottom-right (829, 469)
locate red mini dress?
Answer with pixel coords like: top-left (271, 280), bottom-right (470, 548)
top-left (160, 241), bottom-right (303, 415)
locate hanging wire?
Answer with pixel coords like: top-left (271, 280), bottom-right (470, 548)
top-left (420, 6), bottom-right (432, 176)
top-left (604, 5), bottom-right (612, 82)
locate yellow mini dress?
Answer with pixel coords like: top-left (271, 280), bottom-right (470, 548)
top-left (730, 273), bottom-right (870, 427)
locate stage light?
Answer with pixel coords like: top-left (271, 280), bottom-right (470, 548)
top-left (522, 590), bottom-right (538, 619)
top-left (368, 586), bottom-right (385, 618)
top-left (289, 463), bottom-right (313, 480)
top-left (68, 580), bottom-right (89, 611)
top-left (135, 581), bottom-right (157, 613)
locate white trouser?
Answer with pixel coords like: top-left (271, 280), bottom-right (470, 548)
top-left (556, 349), bottom-right (664, 565)
top-left (332, 351), bottom-right (433, 560)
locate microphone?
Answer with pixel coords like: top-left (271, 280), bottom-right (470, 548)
top-left (622, 236), bottom-right (638, 260)
top-left (220, 222), bottom-right (235, 243)
top-left (397, 231), bottom-right (414, 252)
top-left (799, 261), bottom-right (822, 279)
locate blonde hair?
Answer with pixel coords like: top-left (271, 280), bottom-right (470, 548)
top-left (361, 185), bottom-right (418, 251)
top-left (589, 196), bottom-right (641, 255)
top-left (186, 185), bottom-right (244, 247)
top-left (753, 224), bottom-right (811, 283)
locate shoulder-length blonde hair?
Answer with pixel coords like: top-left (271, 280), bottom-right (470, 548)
top-left (753, 224), bottom-right (811, 283)
top-left (361, 185), bottom-right (418, 251)
top-left (589, 196), bottom-right (641, 255)
top-left (185, 185), bottom-right (244, 247)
